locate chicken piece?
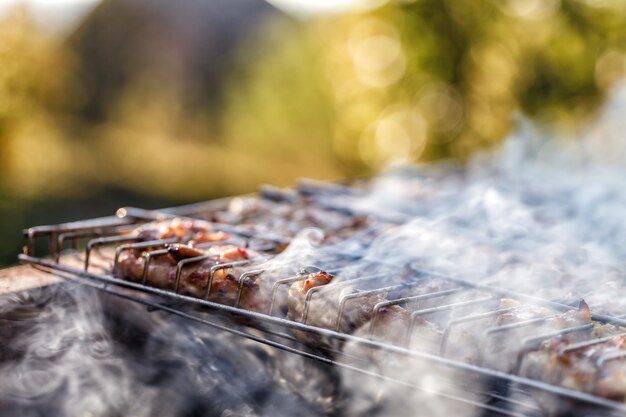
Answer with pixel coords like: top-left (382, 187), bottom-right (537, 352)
top-left (356, 295), bottom-right (442, 352)
top-left (287, 271), bottom-right (441, 353)
top-left (522, 331), bottom-right (626, 400)
top-left (131, 218), bottom-right (229, 246)
top-left (117, 243), bottom-right (265, 312)
top-left (204, 246), bottom-right (264, 310)
top-left (495, 298), bottom-right (551, 326)
top-left (209, 196), bottom-right (371, 242)
top-left (356, 304), bottom-right (411, 347)
top-left (445, 299), bottom-right (592, 371)
top-left (287, 270), bottom-right (380, 348)
top-left (287, 271), bottom-right (335, 324)
top-left (116, 218), bottom-right (230, 288)
top-left (288, 271), bottom-right (333, 308)
top-left (490, 300), bottom-right (592, 371)
top-left (288, 271), bottom-right (388, 333)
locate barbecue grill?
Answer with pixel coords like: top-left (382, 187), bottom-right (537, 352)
top-left (15, 177), bottom-right (626, 417)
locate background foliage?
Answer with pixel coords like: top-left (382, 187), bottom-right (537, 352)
top-left (0, 0), bottom-right (625, 265)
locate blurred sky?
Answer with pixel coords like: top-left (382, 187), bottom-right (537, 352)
top-left (0, 0), bottom-right (100, 31)
top-left (267, 0), bottom-right (386, 15)
top-left (0, 0), bottom-right (378, 29)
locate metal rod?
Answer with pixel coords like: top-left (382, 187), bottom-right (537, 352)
top-left (205, 261), bottom-right (250, 299)
top-left (597, 350), bottom-right (626, 369)
top-left (407, 296), bottom-right (494, 347)
top-left (193, 240), bottom-right (237, 249)
top-left (513, 323), bottom-right (594, 374)
top-left (590, 349), bottom-right (626, 395)
top-left (57, 226), bottom-right (137, 262)
top-left (174, 255), bottom-right (212, 293)
top-left (141, 249), bottom-right (170, 285)
top-left (259, 185), bottom-right (299, 204)
top-left (112, 238), bottom-right (179, 275)
top-left (118, 206), bottom-right (290, 245)
top-left (116, 206), bottom-right (177, 221)
top-left (49, 232), bottom-right (58, 260)
top-left (297, 178), bottom-right (362, 196)
top-left (235, 270), bottom-right (264, 308)
top-left (475, 315), bottom-right (561, 367)
top-left (440, 307), bottom-right (518, 357)
top-left (408, 263), bottom-right (626, 328)
top-left (268, 267), bottom-right (347, 316)
top-left (24, 216), bottom-right (136, 256)
top-left (335, 285), bottom-right (403, 332)
top-left (85, 235), bottom-right (140, 271)
top-left (302, 274), bottom-right (387, 324)
top-left (269, 275), bottom-right (306, 316)
top-left (558, 333), bottom-right (626, 357)
top-left (370, 288), bottom-right (462, 337)
top-left (57, 230), bottom-right (115, 262)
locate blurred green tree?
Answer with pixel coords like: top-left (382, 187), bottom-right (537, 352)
top-left (225, 0), bottom-right (626, 170)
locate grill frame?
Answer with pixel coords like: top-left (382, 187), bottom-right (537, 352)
top-left (15, 188), bottom-right (626, 417)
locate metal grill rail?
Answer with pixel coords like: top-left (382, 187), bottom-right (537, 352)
top-left (16, 186), bottom-right (626, 417)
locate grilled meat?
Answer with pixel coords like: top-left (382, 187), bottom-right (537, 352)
top-left (208, 196), bottom-right (370, 242)
top-left (444, 299), bottom-right (593, 371)
top-left (521, 329), bottom-right (626, 400)
top-left (286, 271), bottom-right (442, 351)
top-left (131, 218), bottom-right (229, 245)
top-left (117, 238), bottom-right (266, 311)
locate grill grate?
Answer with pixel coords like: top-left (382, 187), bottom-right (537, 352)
top-left (16, 180), bottom-right (626, 417)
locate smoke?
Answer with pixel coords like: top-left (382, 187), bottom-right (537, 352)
top-left (261, 227), bottom-right (325, 272)
top-left (342, 82), bottom-right (626, 312)
top-left (332, 82), bottom-right (626, 415)
top-left (261, 78), bottom-right (624, 416)
top-left (3, 82), bottom-right (626, 416)
top-left (0, 283), bottom-right (344, 417)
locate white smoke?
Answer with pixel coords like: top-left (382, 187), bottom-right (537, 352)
top-left (3, 82), bottom-right (626, 417)
top-left (0, 283), bottom-right (341, 417)
top-left (335, 81), bottom-right (626, 416)
top-left (344, 81), bottom-right (626, 313)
